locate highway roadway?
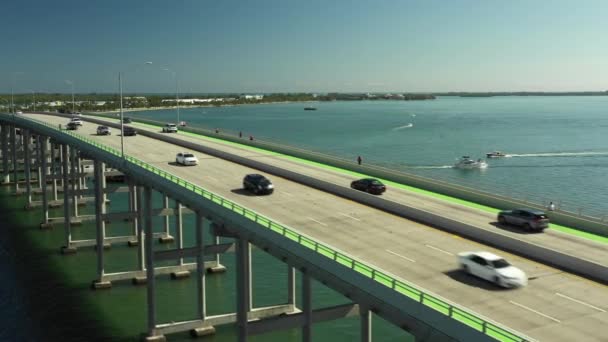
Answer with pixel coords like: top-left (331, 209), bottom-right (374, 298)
top-left (28, 113), bottom-right (608, 341)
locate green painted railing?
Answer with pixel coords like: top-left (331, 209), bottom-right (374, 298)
top-left (12, 115), bottom-right (532, 342)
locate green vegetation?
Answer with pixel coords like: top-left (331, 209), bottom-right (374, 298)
top-left (436, 91), bottom-right (608, 97)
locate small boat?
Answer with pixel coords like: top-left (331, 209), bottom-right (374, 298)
top-left (304, 107), bottom-right (317, 111)
top-left (454, 156), bottom-right (488, 169)
top-left (486, 151), bottom-right (510, 158)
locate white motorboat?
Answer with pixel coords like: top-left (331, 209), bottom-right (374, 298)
top-left (486, 151), bottom-right (510, 158)
top-left (454, 156), bottom-right (488, 169)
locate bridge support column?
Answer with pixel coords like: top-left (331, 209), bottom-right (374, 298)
top-left (50, 141), bottom-right (58, 202)
top-left (70, 146), bottom-right (79, 219)
top-left (61, 144), bottom-right (76, 254)
top-left (127, 181), bottom-right (138, 246)
top-left (144, 185), bottom-right (165, 341)
top-left (195, 213), bottom-right (207, 319)
top-left (36, 135), bottom-right (43, 189)
top-left (159, 195), bottom-right (173, 243)
top-left (93, 159), bottom-right (111, 289)
top-left (302, 271), bottom-right (312, 342)
top-left (236, 238), bottom-right (252, 342)
top-left (40, 137), bottom-right (51, 229)
top-left (208, 225), bottom-right (226, 273)
top-left (288, 266), bottom-right (296, 311)
top-left (1, 124), bottom-right (9, 184)
top-left (10, 126), bottom-right (19, 194)
top-left (24, 130), bottom-right (32, 208)
top-left (175, 202), bottom-right (183, 266)
top-left (137, 185), bottom-right (145, 272)
top-left (360, 306), bottom-right (371, 342)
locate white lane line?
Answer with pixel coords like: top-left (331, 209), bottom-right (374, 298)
top-left (424, 244), bottom-right (454, 256)
top-left (509, 301), bottom-right (561, 323)
top-left (307, 217), bottom-right (327, 226)
top-left (385, 249), bottom-right (416, 263)
top-left (555, 293), bottom-right (607, 313)
top-left (338, 212), bottom-right (361, 221)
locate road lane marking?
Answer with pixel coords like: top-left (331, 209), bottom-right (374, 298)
top-left (509, 301), bottom-right (561, 323)
top-left (307, 217), bottom-right (327, 226)
top-left (555, 293), bottom-right (606, 312)
top-left (425, 244), bottom-right (454, 256)
top-left (338, 212), bottom-right (361, 221)
top-left (385, 249), bottom-right (416, 262)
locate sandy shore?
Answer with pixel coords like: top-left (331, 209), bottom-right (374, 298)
top-left (94, 100), bottom-right (319, 115)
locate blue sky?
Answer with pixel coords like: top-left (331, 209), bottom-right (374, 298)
top-left (2, 0), bottom-right (607, 93)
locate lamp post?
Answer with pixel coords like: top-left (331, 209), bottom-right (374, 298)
top-left (119, 61), bottom-right (153, 158)
top-left (162, 68), bottom-right (180, 126)
top-left (10, 72), bottom-right (23, 115)
top-left (27, 89), bottom-right (36, 112)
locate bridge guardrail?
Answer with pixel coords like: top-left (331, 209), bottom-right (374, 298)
top-left (7, 114), bottom-right (533, 342)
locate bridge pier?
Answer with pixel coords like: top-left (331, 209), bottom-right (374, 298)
top-left (236, 237), bottom-right (252, 342)
top-left (11, 126), bottom-right (22, 195)
top-left (60, 144), bottom-right (76, 254)
top-left (1, 124), bottom-right (9, 184)
top-left (40, 137), bottom-right (51, 229)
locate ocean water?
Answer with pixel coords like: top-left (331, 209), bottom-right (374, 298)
top-left (128, 96), bottom-right (608, 218)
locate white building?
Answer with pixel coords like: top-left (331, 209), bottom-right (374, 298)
top-left (240, 94), bottom-right (264, 100)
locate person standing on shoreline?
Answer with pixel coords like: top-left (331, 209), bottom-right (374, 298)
top-left (357, 155), bottom-right (362, 165)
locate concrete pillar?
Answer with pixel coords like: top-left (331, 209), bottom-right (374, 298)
top-left (70, 146), bottom-right (78, 217)
top-left (40, 137), bottom-right (50, 228)
top-left (51, 142), bottom-right (58, 202)
top-left (196, 213), bottom-right (206, 320)
top-left (137, 185), bottom-right (145, 271)
top-left (61, 144), bottom-right (75, 254)
top-left (1, 125), bottom-right (9, 184)
top-left (58, 143), bottom-right (64, 190)
top-left (127, 182), bottom-right (138, 246)
top-left (36, 135), bottom-right (43, 189)
top-left (360, 307), bottom-right (372, 342)
top-left (144, 186), bottom-right (158, 338)
top-left (175, 202), bottom-right (183, 266)
top-left (11, 126), bottom-right (18, 193)
top-left (236, 238), bottom-right (252, 342)
top-left (302, 272), bottom-right (312, 342)
top-left (24, 130), bottom-right (32, 207)
top-left (158, 195), bottom-right (173, 243)
top-left (76, 155), bottom-right (83, 199)
top-left (288, 266), bottom-right (296, 309)
top-left (93, 159), bottom-right (111, 289)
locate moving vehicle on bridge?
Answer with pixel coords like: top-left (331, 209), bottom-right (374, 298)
top-left (350, 178), bottom-right (386, 195)
top-left (96, 125), bottom-right (111, 135)
top-left (497, 208), bottom-right (549, 231)
top-left (458, 251), bottom-right (527, 288)
top-left (162, 123), bottom-right (178, 133)
top-left (175, 152), bottom-right (198, 166)
top-left (122, 126), bottom-right (137, 136)
top-left (243, 174), bottom-right (274, 195)
top-left (70, 117), bottom-right (83, 126)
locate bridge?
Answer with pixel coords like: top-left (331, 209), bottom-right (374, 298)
top-left (1, 112), bottom-right (607, 341)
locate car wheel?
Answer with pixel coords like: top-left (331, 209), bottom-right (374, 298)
top-left (524, 223), bottom-right (532, 231)
top-left (175, 159), bottom-right (179, 164)
top-left (498, 216), bottom-right (506, 224)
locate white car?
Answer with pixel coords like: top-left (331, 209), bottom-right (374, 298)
top-left (458, 251), bottom-right (527, 288)
top-left (162, 123), bottom-right (178, 133)
top-left (175, 152), bottom-right (198, 166)
top-left (70, 117), bottom-right (83, 126)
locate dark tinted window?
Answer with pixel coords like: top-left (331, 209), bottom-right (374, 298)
top-left (471, 256), bottom-right (487, 266)
top-left (492, 259), bottom-right (510, 269)
top-left (184, 154), bottom-right (194, 158)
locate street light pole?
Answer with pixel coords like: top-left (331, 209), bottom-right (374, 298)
top-left (71, 82), bottom-right (75, 113)
top-left (119, 71), bottom-right (125, 158)
top-left (163, 68), bottom-right (180, 125)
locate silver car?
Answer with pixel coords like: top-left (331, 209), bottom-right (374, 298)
top-left (497, 208), bottom-right (549, 231)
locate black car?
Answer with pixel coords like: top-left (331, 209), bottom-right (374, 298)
top-left (243, 174), bottom-right (274, 195)
top-left (122, 126), bottom-right (137, 136)
top-left (350, 178), bottom-right (386, 195)
top-left (498, 209), bottom-right (550, 231)
top-left (66, 122), bottom-right (79, 130)
top-left (122, 117), bottom-right (132, 123)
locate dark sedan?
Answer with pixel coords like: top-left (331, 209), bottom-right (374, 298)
top-left (122, 117), bottom-right (132, 123)
top-left (122, 126), bottom-right (137, 136)
top-left (497, 209), bottom-right (549, 231)
top-left (243, 174), bottom-right (274, 195)
top-left (350, 178), bottom-right (386, 195)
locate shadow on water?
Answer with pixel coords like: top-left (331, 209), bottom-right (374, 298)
top-left (0, 187), bottom-right (119, 342)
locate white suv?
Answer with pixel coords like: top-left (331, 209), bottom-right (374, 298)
top-left (70, 117), bottom-right (83, 126)
top-left (175, 152), bottom-right (198, 166)
top-left (162, 123), bottom-right (178, 133)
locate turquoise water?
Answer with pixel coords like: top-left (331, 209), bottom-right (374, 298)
top-left (129, 96), bottom-right (608, 217)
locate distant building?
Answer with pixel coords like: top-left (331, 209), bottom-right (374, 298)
top-left (240, 94), bottom-right (264, 100)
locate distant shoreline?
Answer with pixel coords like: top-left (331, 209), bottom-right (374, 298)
top-left (95, 100), bottom-right (319, 114)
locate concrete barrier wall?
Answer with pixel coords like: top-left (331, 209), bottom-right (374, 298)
top-left (50, 113), bottom-right (608, 284)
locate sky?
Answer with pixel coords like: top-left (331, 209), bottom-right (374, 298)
top-left (2, 0), bottom-right (607, 93)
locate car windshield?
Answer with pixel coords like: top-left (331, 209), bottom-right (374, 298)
top-left (259, 179), bottom-right (271, 186)
top-left (184, 154), bottom-right (194, 158)
top-left (492, 259), bottom-right (511, 268)
top-left (370, 180), bottom-right (383, 186)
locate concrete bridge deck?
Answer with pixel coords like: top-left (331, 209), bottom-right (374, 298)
top-left (27, 113), bottom-right (608, 341)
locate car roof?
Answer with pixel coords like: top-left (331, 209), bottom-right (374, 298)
top-left (473, 251), bottom-right (502, 261)
top-left (246, 173), bottom-right (265, 179)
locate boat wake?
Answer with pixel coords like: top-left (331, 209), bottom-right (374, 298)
top-left (393, 123), bottom-right (414, 131)
top-left (407, 165), bottom-right (453, 169)
top-left (510, 151), bottom-right (608, 158)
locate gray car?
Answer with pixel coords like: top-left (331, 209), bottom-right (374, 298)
top-left (497, 208), bottom-right (549, 231)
